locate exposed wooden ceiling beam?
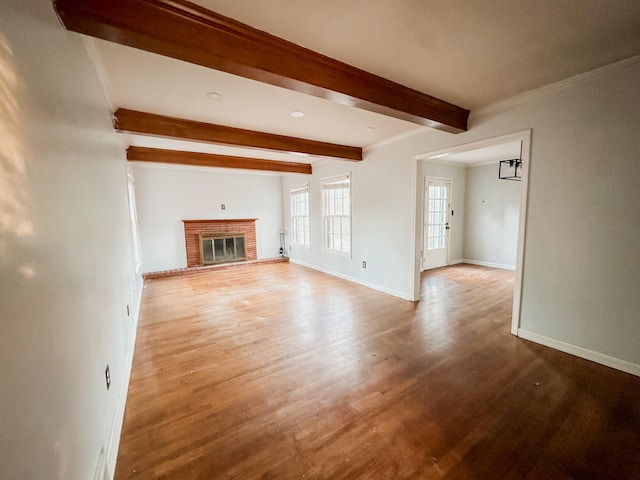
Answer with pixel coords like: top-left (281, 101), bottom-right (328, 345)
top-left (127, 146), bottom-right (312, 175)
top-left (54, 0), bottom-right (469, 133)
top-left (114, 109), bottom-right (362, 161)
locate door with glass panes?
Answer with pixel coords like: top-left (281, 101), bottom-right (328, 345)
top-left (423, 178), bottom-right (450, 270)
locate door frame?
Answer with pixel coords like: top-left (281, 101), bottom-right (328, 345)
top-left (409, 129), bottom-right (532, 336)
top-left (422, 176), bottom-right (452, 271)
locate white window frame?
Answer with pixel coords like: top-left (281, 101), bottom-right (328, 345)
top-left (126, 171), bottom-right (142, 274)
top-left (290, 182), bottom-right (310, 248)
top-left (321, 172), bottom-right (351, 257)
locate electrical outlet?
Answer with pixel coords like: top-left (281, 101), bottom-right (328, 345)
top-left (105, 365), bottom-right (111, 390)
top-left (362, 261), bottom-right (367, 268)
top-left (221, 204), bottom-right (226, 210)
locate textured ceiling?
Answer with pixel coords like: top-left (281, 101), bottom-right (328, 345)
top-left (90, 0), bottom-right (640, 165)
top-left (197, 0), bottom-right (640, 109)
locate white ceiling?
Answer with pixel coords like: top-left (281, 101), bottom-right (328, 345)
top-left (89, 0), bottom-right (640, 168)
top-left (425, 140), bottom-right (522, 166)
top-left (94, 40), bottom-right (422, 164)
top-left (197, 0), bottom-right (640, 109)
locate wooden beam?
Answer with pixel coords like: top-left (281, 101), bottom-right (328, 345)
top-left (54, 0), bottom-right (469, 132)
top-left (127, 146), bottom-right (312, 174)
top-left (114, 109), bottom-right (361, 161)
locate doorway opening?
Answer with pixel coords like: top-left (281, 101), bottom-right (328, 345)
top-left (411, 130), bottom-right (531, 335)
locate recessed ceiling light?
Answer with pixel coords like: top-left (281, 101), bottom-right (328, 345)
top-left (206, 91), bottom-right (221, 100)
top-left (291, 111), bottom-right (304, 118)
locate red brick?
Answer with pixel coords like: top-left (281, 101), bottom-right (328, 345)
top-left (183, 219), bottom-right (258, 267)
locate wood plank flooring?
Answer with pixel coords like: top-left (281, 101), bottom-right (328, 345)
top-left (115, 263), bottom-right (640, 480)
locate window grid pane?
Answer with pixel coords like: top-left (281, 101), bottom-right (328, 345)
top-left (291, 187), bottom-right (310, 247)
top-left (427, 184), bottom-right (447, 251)
top-left (322, 176), bottom-right (351, 255)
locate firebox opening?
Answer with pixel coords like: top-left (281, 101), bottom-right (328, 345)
top-left (200, 233), bottom-right (246, 265)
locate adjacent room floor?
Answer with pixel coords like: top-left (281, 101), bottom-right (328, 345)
top-left (115, 263), bottom-right (640, 479)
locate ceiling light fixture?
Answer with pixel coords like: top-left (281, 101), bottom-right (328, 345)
top-left (365, 126), bottom-right (375, 132)
top-left (498, 141), bottom-right (523, 181)
top-left (291, 111), bottom-right (304, 118)
top-left (206, 91), bottom-right (221, 100)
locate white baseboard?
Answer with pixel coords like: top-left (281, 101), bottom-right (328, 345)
top-left (104, 274), bottom-right (144, 480)
top-left (93, 448), bottom-right (105, 480)
top-left (462, 259), bottom-right (515, 270)
top-left (518, 328), bottom-right (640, 377)
top-left (420, 259), bottom-right (462, 272)
top-left (290, 259), bottom-right (413, 301)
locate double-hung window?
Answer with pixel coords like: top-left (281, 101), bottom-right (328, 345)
top-left (290, 182), bottom-right (310, 247)
top-left (322, 173), bottom-right (351, 256)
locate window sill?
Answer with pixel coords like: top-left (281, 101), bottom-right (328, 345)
top-left (322, 249), bottom-right (352, 259)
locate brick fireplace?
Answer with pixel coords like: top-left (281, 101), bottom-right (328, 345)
top-left (183, 219), bottom-right (257, 267)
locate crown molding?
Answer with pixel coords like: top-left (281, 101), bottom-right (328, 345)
top-left (80, 36), bottom-right (115, 111)
top-left (363, 126), bottom-right (429, 154)
top-left (472, 55), bottom-right (640, 118)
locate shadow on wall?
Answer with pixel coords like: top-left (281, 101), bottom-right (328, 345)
top-left (0, 33), bottom-right (35, 277)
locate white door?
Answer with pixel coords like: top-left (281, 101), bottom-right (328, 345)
top-left (423, 178), bottom-right (450, 270)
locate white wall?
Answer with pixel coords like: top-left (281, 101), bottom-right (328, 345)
top-left (133, 164), bottom-right (283, 273)
top-left (286, 57), bottom-right (640, 371)
top-left (0, 8), bottom-right (634, 480)
top-left (421, 162), bottom-right (466, 265)
top-left (463, 163), bottom-right (521, 268)
top-left (0, 1), bottom-right (141, 479)
top-left (408, 59), bottom-right (640, 369)
top-left (282, 146), bottom-right (417, 299)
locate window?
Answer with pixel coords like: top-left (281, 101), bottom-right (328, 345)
top-left (126, 171), bottom-right (142, 274)
top-left (322, 173), bottom-right (351, 256)
top-left (290, 182), bottom-right (310, 247)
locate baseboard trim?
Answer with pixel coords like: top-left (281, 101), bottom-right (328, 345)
top-left (290, 259), bottom-right (412, 301)
top-left (462, 259), bottom-right (515, 270)
top-left (518, 328), bottom-right (640, 377)
top-left (104, 274), bottom-right (144, 480)
top-left (420, 259), bottom-right (463, 272)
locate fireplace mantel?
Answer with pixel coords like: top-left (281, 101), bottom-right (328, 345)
top-left (183, 219), bottom-right (258, 267)
top-left (183, 218), bottom-right (258, 224)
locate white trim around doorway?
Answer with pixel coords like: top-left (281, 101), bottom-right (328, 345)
top-left (411, 129), bottom-right (532, 336)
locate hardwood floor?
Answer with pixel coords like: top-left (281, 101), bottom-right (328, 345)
top-left (115, 263), bottom-right (640, 480)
